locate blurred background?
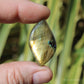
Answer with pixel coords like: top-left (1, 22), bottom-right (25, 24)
top-left (0, 0), bottom-right (84, 84)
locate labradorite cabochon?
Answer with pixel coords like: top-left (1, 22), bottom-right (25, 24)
top-left (29, 20), bottom-right (56, 65)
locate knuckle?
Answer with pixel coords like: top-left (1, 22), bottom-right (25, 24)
top-left (7, 67), bottom-right (24, 84)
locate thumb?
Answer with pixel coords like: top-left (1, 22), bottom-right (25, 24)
top-left (0, 62), bottom-right (52, 84)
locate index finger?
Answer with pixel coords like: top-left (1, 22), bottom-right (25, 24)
top-left (0, 0), bottom-right (50, 23)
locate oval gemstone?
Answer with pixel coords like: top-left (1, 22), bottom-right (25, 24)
top-left (29, 20), bottom-right (56, 65)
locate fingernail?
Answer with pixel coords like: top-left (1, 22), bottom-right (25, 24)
top-left (33, 69), bottom-right (52, 84)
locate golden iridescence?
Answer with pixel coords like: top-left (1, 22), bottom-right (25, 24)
top-left (29, 20), bottom-right (56, 65)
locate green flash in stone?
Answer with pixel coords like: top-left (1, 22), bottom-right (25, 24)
top-left (29, 20), bottom-right (56, 65)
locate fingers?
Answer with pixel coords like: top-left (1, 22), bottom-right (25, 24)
top-left (0, 62), bottom-right (52, 84)
top-left (0, 0), bottom-right (50, 23)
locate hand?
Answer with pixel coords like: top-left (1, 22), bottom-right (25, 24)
top-left (0, 0), bottom-right (52, 84)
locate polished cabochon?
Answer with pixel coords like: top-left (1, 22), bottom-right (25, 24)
top-left (29, 20), bottom-right (56, 65)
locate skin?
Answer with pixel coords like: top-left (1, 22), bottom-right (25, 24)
top-left (0, 0), bottom-right (50, 23)
top-left (0, 0), bottom-right (52, 84)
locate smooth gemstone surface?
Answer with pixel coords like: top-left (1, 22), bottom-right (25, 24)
top-left (29, 20), bottom-right (56, 65)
